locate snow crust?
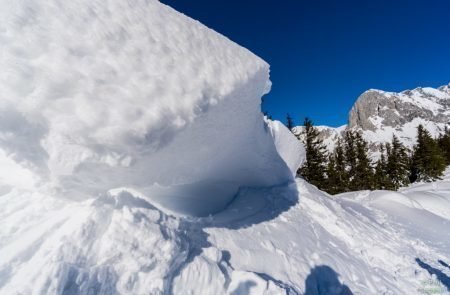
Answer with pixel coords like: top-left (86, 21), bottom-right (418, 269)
top-left (0, 0), bottom-right (297, 216)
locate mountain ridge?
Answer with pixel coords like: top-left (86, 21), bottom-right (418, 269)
top-left (294, 82), bottom-right (450, 154)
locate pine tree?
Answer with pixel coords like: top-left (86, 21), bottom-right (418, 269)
top-left (286, 113), bottom-right (295, 132)
top-left (298, 118), bottom-right (328, 189)
top-left (325, 154), bottom-right (339, 194)
top-left (386, 135), bottom-right (410, 189)
top-left (343, 131), bottom-right (357, 188)
top-left (351, 132), bottom-right (374, 190)
top-left (411, 124), bottom-right (446, 182)
top-left (325, 139), bottom-right (349, 194)
top-left (334, 139), bottom-right (349, 192)
top-left (374, 144), bottom-right (392, 189)
top-left (438, 126), bottom-right (450, 165)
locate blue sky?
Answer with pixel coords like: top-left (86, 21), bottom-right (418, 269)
top-left (161, 0), bottom-right (450, 127)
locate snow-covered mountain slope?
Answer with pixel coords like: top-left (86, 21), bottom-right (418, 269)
top-left (295, 125), bottom-right (346, 152)
top-left (1, 169), bottom-right (449, 294)
top-left (350, 85), bottom-right (450, 149)
top-left (295, 84), bottom-right (450, 153)
top-left (0, 0), bottom-right (302, 217)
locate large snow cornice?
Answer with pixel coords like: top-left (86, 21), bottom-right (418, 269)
top-left (0, 0), bottom-right (299, 216)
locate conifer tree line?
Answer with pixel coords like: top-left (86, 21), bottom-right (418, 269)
top-left (286, 115), bottom-right (450, 194)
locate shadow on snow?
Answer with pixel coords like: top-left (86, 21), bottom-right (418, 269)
top-left (89, 180), bottom-right (300, 294)
top-left (304, 265), bottom-right (353, 295)
top-left (416, 258), bottom-right (450, 291)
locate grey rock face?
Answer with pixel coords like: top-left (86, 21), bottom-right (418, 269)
top-left (349, 85), bottom-right (450, 131)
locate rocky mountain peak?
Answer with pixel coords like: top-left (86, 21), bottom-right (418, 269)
top-left (296, 83), bottom-right (450, 155)
top-left (348, 84), bottom-right (450, 133)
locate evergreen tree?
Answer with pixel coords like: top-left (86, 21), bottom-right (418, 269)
top-left (385, 142), bottom-right (392, 159)
top-left (325, 139), bottom-right (349, 194)
top-left (343, 130), bottom-right (357, 187)
top-left (386, 135), bottom-right (410, 189)
top-left (411, 124), bottom-right (446, 182)
top-left (351, 132), bottom-right (374, 190)
top-left (298, 118), bottom-right (328, 189)
top-left (334, 139), bottom-right (349, 192)
top-left (325, 154), bottom-right (339, 194)
top-left (286, 113), bottom-right (295, 132)
top-left (438, 126), bottom-right (450, 165)
top-left (374, 144), bottom-right (392, 190)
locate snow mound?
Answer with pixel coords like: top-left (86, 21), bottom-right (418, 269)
top-left (342, 189), bottom-right (450, 220)
top-left (338, 168), bottom-right (450, 220)
top-left (0, 0), bottom-right (300, 216)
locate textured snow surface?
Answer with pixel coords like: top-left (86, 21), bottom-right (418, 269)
top-left (0, 0), bottom-right (298, 216)
top-left (1, 170), bottom-right (449, 294)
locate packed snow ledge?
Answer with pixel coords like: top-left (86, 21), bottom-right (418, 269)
top-left (0, 0), bottom-right (449, 294)
top-left (0, 0), bottom-right (298, 217)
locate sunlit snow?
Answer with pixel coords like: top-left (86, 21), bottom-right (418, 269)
top-left (0, 0), bottom-right (449, 294)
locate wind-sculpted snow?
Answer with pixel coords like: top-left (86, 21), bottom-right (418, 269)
top-left (1, 170), bottom-right (449, 294)
top-left (0, 0), bottom-right (300, 216)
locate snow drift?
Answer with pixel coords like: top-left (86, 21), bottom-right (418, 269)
top-left (0, 0), bottom-right (302, 216)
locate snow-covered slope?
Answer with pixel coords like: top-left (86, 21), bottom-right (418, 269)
top-left (294, 125), bottom-right (346, 152)
top-left (1, 169), bottom-right (449, 294)
top-left (295, 84), bottom-right (450, 153)
top-left (0, 0), bottom-right (302, 217)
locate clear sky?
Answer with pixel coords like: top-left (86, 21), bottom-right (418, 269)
top-left (161, 0), bottom-right (450, 127)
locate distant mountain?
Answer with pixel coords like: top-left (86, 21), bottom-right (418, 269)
top-left (295, 83), bottom-right (450, 155)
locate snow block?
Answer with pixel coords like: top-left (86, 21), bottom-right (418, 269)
top-left (0, 0), bottom-right (301, 216)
